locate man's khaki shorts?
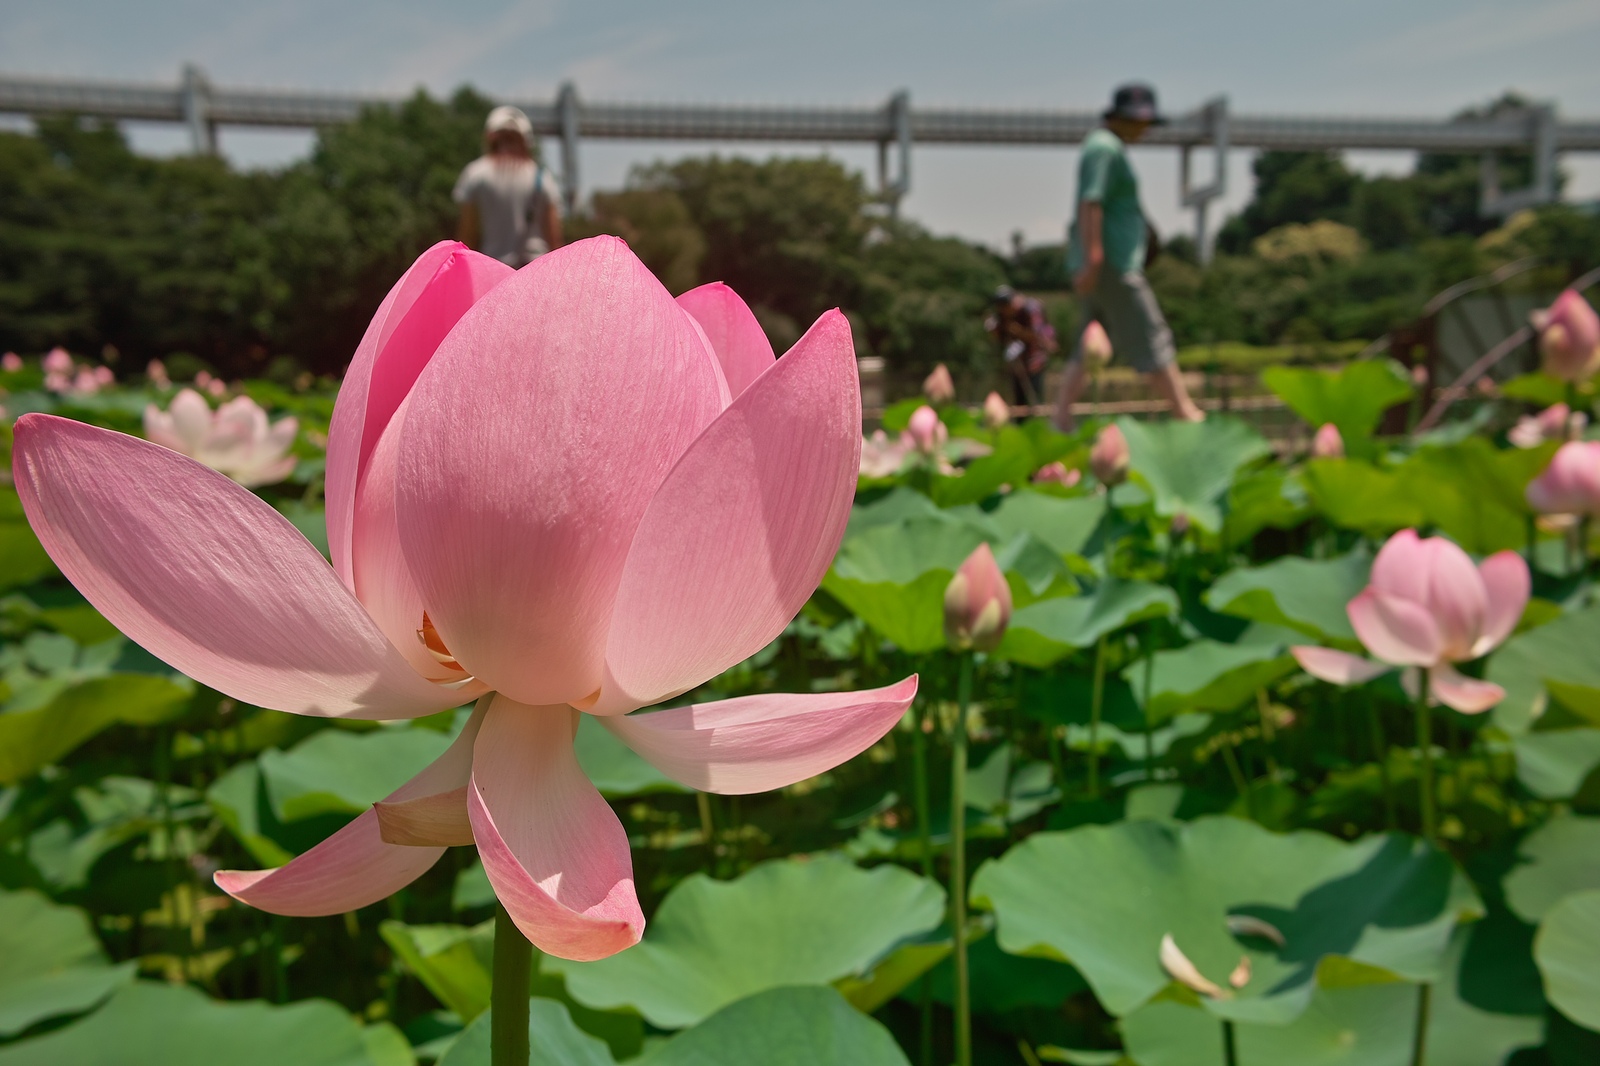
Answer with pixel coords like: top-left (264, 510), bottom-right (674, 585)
top-left (1069, 271), bottom-right (1176, 374)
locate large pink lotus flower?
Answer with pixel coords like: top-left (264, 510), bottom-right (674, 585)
top-left (1291, 529), bottom-right (1528, 714)
top-left (1526, 441), bottom-right (1600, 517)
top-left (13, 238), bottom-right (916, 961)
top-left (143, 389), bottom-right (299, 488)
top-left (1533, 289), bottom-right (1600, 383)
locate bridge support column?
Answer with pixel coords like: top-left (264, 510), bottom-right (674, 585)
top-left (1179, 96), bottom-right (1228, 264)
top-left (879, 90), bottom-right (911, 216)
top-left (1480, 104), bottom-right (1558, 218)
top-left (556, 82), bottom-right (580, 217)
top-left (181, 64), bottom-right (217, 156)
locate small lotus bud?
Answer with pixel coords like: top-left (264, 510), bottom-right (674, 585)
top-left (43, 347), bottom-right (73, 375)
top-left (982, 391), bottom-right (1012, 429)
top-left (1090, 424), bottom-right (1130, 487)
top-left (1228, 956), bottom-right (1252, 990)
top-left (1, 352), bottom-right (21, 372)
top-left (1082, 320), bottom-right (1113, 369)
top-left (1170, 511), bottom-right (1190, 538)
top-left (907, 405), bottom-right (948, 456)
top-left (147, 359), bottom-right (171, 389)
top-left (944, 542), bottom-right (1012, 653)
top-left (1311, 423), bottom-right (1344, 459)
top-left (1033, 462), bottom-right (1081, 488)
top-left (923, 363), bottom-right (956, 405)
top-left (1159, 934), bottom-right (1227, 999)
top-left (1536, 289), bottom-right (1600, 383)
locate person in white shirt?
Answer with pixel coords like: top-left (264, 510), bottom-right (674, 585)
top-left (453, 105), bottom-right (564, 267)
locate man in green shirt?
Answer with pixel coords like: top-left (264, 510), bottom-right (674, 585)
top-left (1053, 84), bottom-right (1204, 430)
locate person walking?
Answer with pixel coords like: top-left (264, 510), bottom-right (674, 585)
top-left (985, 286), bottom-right (1058, 411)
top-left (454, 105), bottom-right (564, 268)
top-left (1053, 84), bottom-right (1204, 431)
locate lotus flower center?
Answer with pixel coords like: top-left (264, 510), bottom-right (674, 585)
top-left (416, 612), bottom-right (466, 673)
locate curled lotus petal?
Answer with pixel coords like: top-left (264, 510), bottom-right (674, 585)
top-left (1226, 913), bottom-right (1287, 947)
top-left (1159, 933), bottom-right (1227, 999)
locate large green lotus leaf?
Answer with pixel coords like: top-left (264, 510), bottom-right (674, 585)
top-left (0, 981), bottom-right (405, 1066)
top-left (822, 516), bottom-right (989, 652)
top-left (552, 856), bottom-right (945, 1028)
top-left (637, 986), bottom-right (910, 1066)
top-left (844, 487), bottom-right (945, 538)
top-left (259, 725), bottom-right (456, 822)
top-left (1488, 602), bottom-right (1600, 735)
top-left (1515, 729), bottom-right (1600, 799)
top-left (437, 999), bottom-right (615, 1066)
top-left (1536, 890), bottom-right (1600, 1032)
top-left (0, 486), bottom-right (56, 592)
top-left (379, 920), bottom-right (494, 1021)
top-left (1205, 551), bottom-right (1368, 643)
top-left (928, 426), bottom-right (1036, 507)
top-left (999, 579), bottom-right (1177, 667)
top-left (1225, 467), bottom-right (1311, 547)
top-left (1504, 815), bottom-right (1600, 924)
top-left (970, 818), bottom-right (1480, 1021)
top-left (0, 673), bottom-right (191, 785)
top-left (1401, 438), bottom-right (1557, 554)
top-left (1259, 359), bottom-right (1413, 441)
top-left (986, 490), bottom-right (1106, 559)
top-left (965, 744), bottom-right (1060, 823)
top-left (0, 890), bottom-right (134, 1037)
top-left (574, 713), bottom-right (688, 797)
top-left (921, 931), bottom-right (1089, 1014)
top-left (25, 776), bottom-right (205, 891)
top-left (206, 761), bottom-right (295, 868)
top-left (1117, 417), bottom-right (1271, 531)
top-left (1125, 641), bottom-right (1296, 724)
top-left (995, 532), bottom-right (1077, 605)
top-left (1302, 458), bottom-right (1423, 535)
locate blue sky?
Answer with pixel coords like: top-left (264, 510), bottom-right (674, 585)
top-left (4, 0), bottom-right (1600, 248)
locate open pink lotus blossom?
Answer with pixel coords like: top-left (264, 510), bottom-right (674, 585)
top-left (1526, 440), bottom-right (1600, 516)
top-left (13, 238), bottom-right (916, 962)
top-left (143, 389), bottom-right (300, 488)
top-left (860, 429), bottom-right (913, 478)
top-left (924, 363), bottom-right (956, 405)
top-left (1032, 461), bottom-right (1080, 488)
top-left (1082, 320), bottom-right (1113, 369)
top-left (1533, 289), bottom-right (1600, 382)
top-left (1310, 423), bottom-right (1344, 459)
top-left (1510, 403), bottom-right (1583, 448)
top-left (1090, 423), bottom-right (1129, 486)
top-left (982, 391), bottom-right (1012, 430)
top-left (1291, 529), bottom-right (1528, 714)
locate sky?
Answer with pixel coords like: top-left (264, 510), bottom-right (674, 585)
top-left (4, 0), bottom-right (1600, 250)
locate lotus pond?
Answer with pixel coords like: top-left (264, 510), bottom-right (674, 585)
top-left (3, 298), bottom-right (1600, 1066)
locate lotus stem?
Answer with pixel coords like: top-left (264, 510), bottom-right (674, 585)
top-left (1222, 1019), bottom-right (1239, 1066)
top-left (1088, 634), bottom-right (1107, 799)
top-left (1525, 513), bottom-right (1537, 572)
top-left (1410, 982), bottom-right (1432, 1066)
top-left (912, 700), bottom-right (933, 880)
top-left (1142, 627), bottom-right (1157, 781)
top-left (950, 652), bottom-right (975, 1066)
top-left (696, 791), bottom-right (716, 864)
top-left (1367, 699), bottom-right (1397, 831)
top-left (1415, 674), bottom-right (1437, 846)
top-left (492, 903), bottom-right (532, 1066)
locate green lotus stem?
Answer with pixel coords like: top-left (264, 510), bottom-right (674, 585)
top-left (912, 700), bottom-right (933, 881)
top-left (1222, 1019), bottom-right (1239, 1066)
top-left (1415, 674), bottom-right (1437, 846)
top-left (1220, 739), bottom-right (1252, 818)
top-left (1410, 982), bottom-right (1432, 1066)
top-left (1088, 634), bottom-right (1107, 798)
top-left (492, 903), bottom-right (532, 1066)
top-left (1142, 628), bottom-right (1157, 780)
top-left (950, 652), bottom-right (975, 1066)
top-left (1367, 699), bottom-right (1397, 831)
top-left (1525, 512), bottom-right (1537, 572)
top-left (696, 791), bottom-right (716, 863)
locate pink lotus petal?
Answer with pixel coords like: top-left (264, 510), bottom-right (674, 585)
top-left (676, 282), bottom-right (775, 399)
top-left (1348, 588), bottom-right (1443, 668)
top-left (13, 415), bottom-right (460, 719)
top-left (469, 696), bottom-right (643, 960)
top-left (215, 701), bottom-right (486, 914)
top-left (1428, 664), bottom-right (1505, 715)
top-left (1368, 528), bottom-right (1428, 604)
top-left (1473, 551), bottom-right (1530, 657)
top-left (592, 310), bottom-right (859, 712)
top-left (326, 243), bottom-right (512, 588)
top-left (600, 677), bottom-right (917, 794)
top-left (395, 237), bottom-right (724, 706)
top-left (1291, 646), bottom-right (1390, 686)
top-left (375, 786), bottom-right (473, 846)
top-left (1421, 537), bottom-right (1489, 661)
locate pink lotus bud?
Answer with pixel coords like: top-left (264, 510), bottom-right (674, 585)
top-left (1535, 289), bottom-right (1600, 383)
top-left (944, 542), bottom-right (1011, 652)
top-left (1170, 511), bottom-right (1190, 537)
top-left (907, 405), bottom-right (947, 456)
top-left (1311, 423), bottom-right (1344, 459)
top-left (1527, 440), bottom-right (1600, 516)
top-left (1090, 423), bottom-right (1130, 486)
top-left (1, 352), bottom-right (21, 373)
top-left (1159, 934), bottom-right (1227, 999)
top-left (42, 347), bottom-right (73, 375)
top-left (43, 372), bottom-right (69, 393)
top-left (1509, 403), bottom-right (1580, 448)
top-left (1032, 461), bottom-right (1080, 488)
top-left (93, 366), bottom-right (114, 386)
top-left (147, 360), bottom-right (171, 389)
top-left (70, 368), bottom-right (102, 395)
top-left (1082, 320), bottom-right (1113, 369)
top-left (982, 391), bottom-right (1011, 430)
top-left (923, 363), bottom-right (956, 405)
